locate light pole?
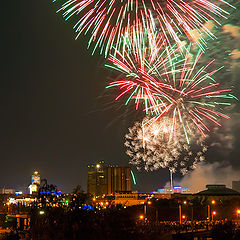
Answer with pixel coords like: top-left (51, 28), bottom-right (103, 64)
top-left (179, 204), bottom-right (182, 224)
top-left (212, 211), bottom-right (216, 221)
top-left (208, 200), bottom-right (215, 221)
top-left (208, 205), bottom-right (210, 221)
top-left (170, 169), bottom-right (173, 191)
top-left (236, 209), bottom-right (240, 221)
top-left (179, 201), bottom-right (187, 224)
top-left (144, 200), bottom-right (151, 217)
top-left (144, 204), bottom-right (147, 215)
top-left (237, 209), bottom-right (240, 216)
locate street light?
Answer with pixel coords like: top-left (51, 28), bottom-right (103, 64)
top-left (179, 201), bottom-right (188, 224)
top-left (96, 164), bottom-right (101, 169)
top-left (144, 200), bottom-right (152, 216)
top-left (208, 200), bottom-right (216, 221)
top-left (236, 209), bottom-right (240, 218)
top-left (139, 215), bottom-right (144, 220)
top-left (39, 211), bottom-right (45, 215)
top-left (212, 211), bottom-right (216, 221)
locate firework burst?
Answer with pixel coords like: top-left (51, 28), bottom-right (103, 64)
top-left (149, 49), bottom-right (235, 142)
top-left (125, 116), bottom-right (207, 174)
top-left (53, 0), bottom-right (234, 55)
top-left (107, 41), bottom-right (235, 140)
top-left (105, 31), bottom-right (183, 113)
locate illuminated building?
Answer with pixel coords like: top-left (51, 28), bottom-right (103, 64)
top-left (31, 171), bottom-right (40, 185)
top-left (87, 164), bottom-right (131, 196)
top-left (113, 193), bottom-right (145, 206)
top-left (8, 197), bottom-right (36, 207)
top-left (93, 193), bottom-right (149, 206)
top-left (157, 186), bottom-right (191, 194)
top-left (28, 171), bottom-right (40, 195)
top-left (87, 166), bottom-right (107, 196)
top-left (28, 184), bottom-right (38, 195)
top-left (106, 166), bottom-right (131, 194)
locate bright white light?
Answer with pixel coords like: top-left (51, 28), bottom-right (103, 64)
top-left (39, 211), bottom-right (45, 215)
top-left (96, 164), bottom-right (100, 169)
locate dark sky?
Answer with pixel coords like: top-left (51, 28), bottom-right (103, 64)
top-left (1, 0), bottom-right (170, 193)
top-left (1, 1), bottom-right (239, 193)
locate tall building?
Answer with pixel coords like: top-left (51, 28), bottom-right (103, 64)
top-left (31, 171), bottom-right (40, 185)
top-left (88, 165), bottom-right (107, 196)
top-left (106, 166), bottom-right (131, 195)
top-left (232, 181), bottom-right (240, 193)
top-left (29, 171), bottom-right (41, 194)
top-left (87, 164), bottom-right (131, 196)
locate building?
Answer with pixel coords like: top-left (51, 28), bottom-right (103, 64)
top-left (232, 181), bottom-right (240, 193)
top-left (106, 166), bottom-right (131, 194)
top-left (87, 164), bottom-right (131, 196)
top-left (195, 184), bottom-right (240, 203)
top-left (31, 171), bottom-right (40, 185)
top-left (157, 185), bottom-right (191, 194)
top-left (28, 171), bottom-right (41, 194)
top-left (0, 188), bottom-right (15, 194)
top-left (93, 193), bottom-right (147, 206)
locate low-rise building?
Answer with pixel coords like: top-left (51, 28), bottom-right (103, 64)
top-left (0, 188), bottom-right (15, 194)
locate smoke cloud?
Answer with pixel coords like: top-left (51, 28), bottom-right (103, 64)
top-left (173, 162), bottom-right (240, 193)
top-left (162, 111), bottom-right (240, 194)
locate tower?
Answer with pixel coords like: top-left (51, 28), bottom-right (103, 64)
top-left (31, 171), bottom-right (41, 185)
top-left (29, 171), bottom-right (41, 194)
top-left (87, 163), bottom-right (131, 196)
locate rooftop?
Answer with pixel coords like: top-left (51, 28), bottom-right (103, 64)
top-left (197, 184), bottom-right (240, 196)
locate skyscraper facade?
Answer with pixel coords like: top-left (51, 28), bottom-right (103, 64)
top-left (87, 165), bottom-right (131, 196)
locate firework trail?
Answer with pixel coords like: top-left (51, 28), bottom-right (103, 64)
top-left (53, 0), bottom-right (234, 56)
top-left (125, 116), bottom-right (207, 174)
top-left (107, 42), bottom-right (235, 140)
top-left (149, 49), bottom-right (235, 142)
top-left (105, 29), bottom-right (182, 113)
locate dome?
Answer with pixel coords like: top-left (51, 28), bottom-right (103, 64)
top-left (197, 184), bottom-right (240, 196)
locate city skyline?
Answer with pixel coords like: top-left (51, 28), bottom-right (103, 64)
top-left (1, 1), bottom-right (240, 193)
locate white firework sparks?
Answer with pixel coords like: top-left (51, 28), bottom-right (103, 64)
top-left (125, 116), bottom-right (207, 175)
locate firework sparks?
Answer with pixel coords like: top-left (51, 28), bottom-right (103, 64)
top-left (105, 30), bottom-right (183, 113)
top-left (149, 49), bottom-right (235, 142)
top-left (107, 40), bottom-right (235, 139)
top-left (53, 0), bottom-right (234, 55)
top-left (125, 116), bottom-right (207, 174)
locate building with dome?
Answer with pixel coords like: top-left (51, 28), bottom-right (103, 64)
top-left (197, 184), bottom-right (240, 197)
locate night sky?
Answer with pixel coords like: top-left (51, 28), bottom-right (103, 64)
top-left (1, 1), bottom-right (170, 193)
top-left (1, 1), bottom-right (239, 193)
